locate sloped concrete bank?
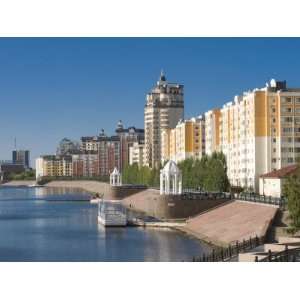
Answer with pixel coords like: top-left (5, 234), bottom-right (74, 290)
top-left (184, 200), bottom-right (278, 246)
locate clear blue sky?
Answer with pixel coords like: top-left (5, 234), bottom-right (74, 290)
top-left (1, 38), bottom-right (300, 165)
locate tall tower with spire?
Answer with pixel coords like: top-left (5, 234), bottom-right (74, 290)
top-left (144, 71), bottom-right (184, 168)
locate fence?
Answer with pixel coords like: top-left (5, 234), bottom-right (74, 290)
top-left (257, 245), bottom-right (300, 262)
top-left (238, 192), bottom-right (286, 209)
top-left (182, 190), bottom-right (232, 201)
top-left (192, 235), bottom-right (265, 262)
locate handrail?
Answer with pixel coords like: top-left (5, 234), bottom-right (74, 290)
top-left (237, 193), bottom-right (286, 209)
top-left (192, 235), bottom-right (265, 262)
top-left (257, 245), bottom-right (300, 262)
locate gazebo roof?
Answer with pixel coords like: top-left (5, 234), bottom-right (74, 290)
top-left (161, 160), bottom-right (181, 175)
top-left (111, 167), bottom-right (120, 175)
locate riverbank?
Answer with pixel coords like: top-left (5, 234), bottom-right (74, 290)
top-left (1, 180), bottom-right (36, 186)
top-left (45, 180), bottom-right (109, 195)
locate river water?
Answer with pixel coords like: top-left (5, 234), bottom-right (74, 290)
top-left (0, 186), bottom-right (211, 261)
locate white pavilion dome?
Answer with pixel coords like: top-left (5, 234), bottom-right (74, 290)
top-left (162, 160), bottom-right (181, 175)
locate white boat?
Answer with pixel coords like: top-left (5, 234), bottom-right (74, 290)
top-left (97, 200), bottom-right (127, 227)
top-left (90, 198), bottom-right (101, 204)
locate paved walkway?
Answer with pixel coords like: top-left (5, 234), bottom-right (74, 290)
top-left (185, 200), bottom-right (278, 246)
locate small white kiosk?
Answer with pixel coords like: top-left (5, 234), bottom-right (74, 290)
top-left (160, 160), bottom-right (182, 195)
top-left (110, 167), bottom-right (122, 186)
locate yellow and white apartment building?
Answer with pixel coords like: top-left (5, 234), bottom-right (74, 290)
top-left (35, 155), bottom-right (73, 179)
top-left (220, 79), bottom-right (300, 191)
top-left (161, 116), bottom-right (205, 163)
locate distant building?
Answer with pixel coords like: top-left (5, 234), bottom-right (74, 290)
top-left (35, 155), bottom-right (72, 179)
top-left (56, 138), bottom-right (80, 155)
top-left (12, 150), bottom-right (30, 169)
top-left (144, 71), bottom-right (184, 168)
top-left (80, 122), bottom-right (144, 175)
top-left (259, 164), bottom-right (299, 197)
top-left (0, 162), bottom-right (25, 181)
top-left (72, 153), bottom-right (99, 177)
top-left (161, 116), bottom-right (206, 163)
top-left (115, 120), bottom-right (144, 169)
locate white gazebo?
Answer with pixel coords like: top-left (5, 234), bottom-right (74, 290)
top-left (110, 167), bottom-right (122, 186)
top-left (160, 160), bottom-right (182, 195)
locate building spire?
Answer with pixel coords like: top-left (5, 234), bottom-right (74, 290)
top-left (159, 69), bottom-right (166, 81)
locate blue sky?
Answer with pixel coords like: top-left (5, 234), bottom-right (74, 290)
top-left (1, 38), bottom-right (300, 164)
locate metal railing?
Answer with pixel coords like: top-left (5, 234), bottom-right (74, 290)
top-left (238, 193), bottom-right (286, 209)
top-left (192, 235), bottom-right (265, 262)
top-left (257, 245), bottom-right (300, 262)
top-left (182, 190), bottom-right (232, 201)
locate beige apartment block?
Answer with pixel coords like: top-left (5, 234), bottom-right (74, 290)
top-left (205, 109), bottom-right (221, 156)
top-left (161, 116), bottom-right (205, 163)
top-left (219, 79), bottom-right (300, 191)
top-left (129, 142), bottom-right (145, 167)
top-left (144, 71), bottom-right (184, 168)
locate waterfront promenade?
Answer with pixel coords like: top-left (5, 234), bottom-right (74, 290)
top-left (1, 180), bottom-right (279, 248)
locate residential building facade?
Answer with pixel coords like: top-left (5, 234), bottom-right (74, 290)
top-left (144, 71), bottom-right (184, 168)
top-left (219, 79), bottom-right (300, 191)
top-left (129, 142), bottom-right (145, 166)
top-left (72, 153), bottom-right (99, 177)
top-left (161, 116), bottom-right (205, 163)
top-left (35, 155), bottom-right (73, 179)
top-left (205, 109), bottom-right (221, 156)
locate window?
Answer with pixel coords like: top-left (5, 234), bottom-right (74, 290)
top-left (272, 138), bottom-right (276, 143)
top-left (281, 116), bottom-right (293, 123)
top-left (283, 97), bottom-right (292, 104)
top-left (282, 107), bottom-right (292, 113)
top-left (296, 97), bottom-right (300, 104)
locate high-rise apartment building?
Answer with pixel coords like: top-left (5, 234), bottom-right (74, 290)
top-left (219, 79), bottom-right (300, 191)
top-left (144, 71), bottom-right (184, 168)
top-left (161, 116), bottom-right (205, 163)
top-left (12, 150), bottom-right (30, 169)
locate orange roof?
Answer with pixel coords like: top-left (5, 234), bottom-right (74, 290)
top-left (260, 164), bottom-right (299, 179)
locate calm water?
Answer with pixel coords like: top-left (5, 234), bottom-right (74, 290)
top-left (0, 186), bottom-right (211, 261)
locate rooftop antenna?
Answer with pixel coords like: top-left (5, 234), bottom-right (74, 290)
top-left (14, 137), bottom-right (17, 150)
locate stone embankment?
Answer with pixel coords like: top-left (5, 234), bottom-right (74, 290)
top-left (1, 180), bottom-right (36, 186)
top-left (45, 180), bottom-right (146, 200)
top-left (184, 200), bottom-right (278, 246)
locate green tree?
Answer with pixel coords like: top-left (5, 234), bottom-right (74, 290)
top-left (283, 168), bottom-right (300, 233)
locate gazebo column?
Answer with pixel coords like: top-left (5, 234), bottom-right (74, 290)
top-left (160, 173), bottom-right (163, 194)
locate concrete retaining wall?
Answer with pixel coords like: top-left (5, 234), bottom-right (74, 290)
top-left (123, 189), bottom-right (230, 219)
